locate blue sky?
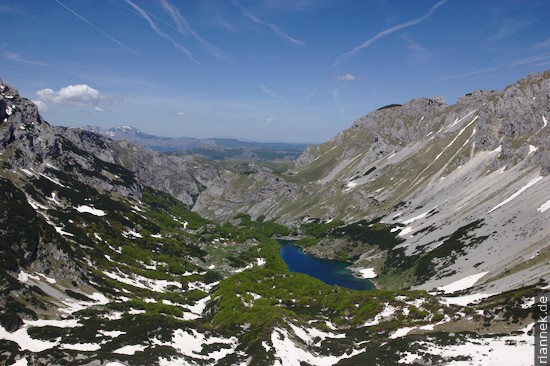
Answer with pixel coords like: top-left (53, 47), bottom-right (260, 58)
top-left (1, 0), bottom-right (550, 143)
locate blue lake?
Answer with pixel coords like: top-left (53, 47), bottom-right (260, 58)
top-left (279, 240), bottom-right (374, 291)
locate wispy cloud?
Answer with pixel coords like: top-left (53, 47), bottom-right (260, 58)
top-left (401, 34), bottom-right (431, 64)
top-left (438, 66), bottom-right (501, 81)
top-left (332, 85), bottom-right (346, 116)
top-left (233, 1), bottom-right (305, 45)
top-left (123, 0), bottom-right (199, 64)
top-left (158, 0), bottom-right (234, 62)
top-left (490, 18), bottom-right (532, 40)
top-left (332, 0), bottom-right (447, 67)
top-left (261, 85), bottom-right (283, 99)
top-left (336, 73), bottom-right (356, 81)
top-left (55, 0), bottom-right (137, 55)
top-left (533, 37), bottom-right (550, 50)
top-left (401, 34), bottom-right (425, 53)
top-left (2, 51), bottom-right (52, 66)
top-left (260, 0), bottom-right (334, 12)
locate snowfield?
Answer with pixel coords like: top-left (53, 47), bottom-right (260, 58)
top-left (436, 271), bottom-right (489, 294)
top-left (76, 205), bottom-right (106, 216)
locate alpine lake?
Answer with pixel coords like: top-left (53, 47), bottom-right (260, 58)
top-left (279, 240), bottom-right (374, 291)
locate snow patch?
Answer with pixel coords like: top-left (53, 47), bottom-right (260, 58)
top-left (398, 226), bottom-right (413, 237)
top-left (398, 326), bottom-right (533, 365)
top-left (537, 199), bottom-right (550, 213)
top-left (271, 327), bottom-right (362, 366)
top-left (402, 207), bottom-right (436, 225)
top-left (440, 292), bottom-right (498, 306)
top-left (488, 176), bottom-right (543, 213)
top-left (528, 145), bottom-right (538, 155)
top-left (389, 327), bottom-right (415, 339)
top-left (76, 205), bottom-right (106, 216)
top-left (364, 303), bottom-right (396, 326)
top-left (437, 272), bottom-right (489, 294)
top-left (61, 343), bottom-right (101, 351)
top-left (355, 267), bottom-right (377, 279)
top-left (103, 269), bottom-right (182, 292)
top-left (113, 344), bottom-right (147, 355)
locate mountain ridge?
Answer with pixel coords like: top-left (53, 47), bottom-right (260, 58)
top-left (0, 73), bottom-right (547, 365)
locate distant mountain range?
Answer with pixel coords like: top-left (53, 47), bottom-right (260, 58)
top-left (82, 125), bottom-right (308, 161)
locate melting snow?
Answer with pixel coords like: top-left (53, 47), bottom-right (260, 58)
top-left (355, 268), bottom-right (377, 279)
top-left (364, 303), bottom-right (396, 326)
top-left (389, 327), bottom-right (415, 339)
top-left (345, 181), bottom-right (358, 192)
top-left (437, 272), bottom-right (489, 294)
top-left (10, 359), bottom-right (28, 366)
top-left (158, 328), bottom-right (239, 363)
top-left (76, 205), bottom-right (106, 216)
top-left (398, 226), bottom-right (413, 237)
top-left (402, 207), bottom-right (436, 225)
top-left (39, 173), bottom-right (66, 187)
top-left (537, 199), bottom-right (550, 213)
top-left (271, 327), bottom-right (362, 366)
top-left (48, 192), bottom-right (62, 206)
top-left (61, 343), bottom-right (101, 351)
top-left (122, 229), bottom-right (143, 238)
top-left (440, 292), bottom-right (498, 306)
top-left (398, 325), bottom-right (533, 365)
top-left (113, 344), bottom-right (147, 355)
top-left (528, 145), bottom-right (538, 155)
top-left (54, 226), bottom-right (74, 237)
top-left (99, 330), bottom-right (126, 338)
top-left (103, 270), bottom-right (182, 292)
top-left (0, 325), bottom-right (58, 352)
top-left (20, 168), bottom-right (35, 177)
top-left (488, 176), bottom-right (543, 213)
top-left (489, 145), bottom-right (502, 155)
top-left (543, 115), bottom-right (548, 128)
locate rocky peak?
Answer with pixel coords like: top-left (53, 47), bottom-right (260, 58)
top-left (0, 80), bottom-right (142, 199)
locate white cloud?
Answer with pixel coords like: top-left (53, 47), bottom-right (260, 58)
top-left (177, 111), bottom-right (185, 116)
top-left (265, 117), bottom-right (274, 123)
top-left (336, 73), bottom-right (356, 81)
top-left (32, 100), bottom-right (48, 112)
top-left (36, 84), bottom-right (121, 111)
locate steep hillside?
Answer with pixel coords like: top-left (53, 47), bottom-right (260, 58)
top-left (194, 71), bottom-right (550, 294)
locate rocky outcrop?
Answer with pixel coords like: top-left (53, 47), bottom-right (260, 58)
top-left (112, 140), bottom-right (223, 207)
top-left (0, 83), bottom-right (142, 200)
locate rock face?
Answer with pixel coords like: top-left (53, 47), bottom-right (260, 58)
top-left (111, 140), bottom-right (223, 207)
top-left (0, 84), bottom-right (142, 200)
top-left (188, 70), bottom-right (550, 292)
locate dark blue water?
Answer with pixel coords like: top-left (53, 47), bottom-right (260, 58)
top-left (279, 240), bottom-right (374, 290)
